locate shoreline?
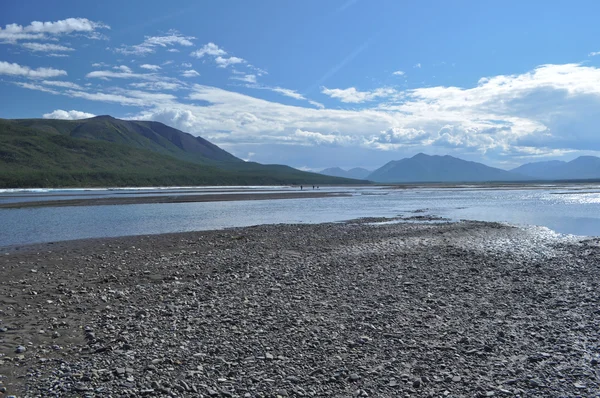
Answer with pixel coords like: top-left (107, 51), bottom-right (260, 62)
top-left (1, 220), bottom-right (599, 397)
top-left (0, 191), bottom-right (350, 209)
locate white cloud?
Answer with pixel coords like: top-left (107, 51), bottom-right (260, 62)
top-left (321, 86), bottom-right (397, 103)
top-left (294, 129), bottom-right (356, 146)
top-left (271, 87), bottom-right (305, 100)
top-left (215, 56), bottom-right (245, 68)
top-left (14, 82), bottom-right (60, 94)
top-left (414, 63), bottom-right (421, 68)
top-left (231, 74), bottom-right (257, 83)
top-left (392, 70), bottom-right (405, 76)
top-left (15, 59), bottom-right (600, 164)
top-left (41, 80), bottom-right (83, 89)
top-left (0, 61), bottom-right (67, 78)
top-left (309, 100), bottom-right (325, 109)
top-left (129, 81), bottom-right (182, 91)
top-left (21, 42), bottom-right (74, 52)
top-left (191, 43), bottom-right (247, 69)
top-left (43, 109), bottom-right (96, 120)
top-left (181, 69), bottom-right (200, 78)
top-left (0, 18), bottom-right (109, 42)
top-left (190, 42), bottom-right (226, 58)
top-left (140, 64), bottom-right (161, 71)
top-left (181, 62), bottom-right (192, 68)
top-left (113, 65), bottom-right (132, 73)
top-left (47, 53), bottom-right (70, 58)
top-left (116, 30), bottom-right (195, 56)
top-left (86, 70), bottom-right (155, 80)
top-left (589, 51), bottom-right (600, 57)
top-left (167, 48), bottom-right (180, 53)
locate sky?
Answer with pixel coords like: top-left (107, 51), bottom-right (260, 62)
top-left (2, 0), bottom-right (600, 171)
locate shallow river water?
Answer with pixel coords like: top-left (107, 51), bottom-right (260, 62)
top-left (1, 184), bottom-right (599, 247)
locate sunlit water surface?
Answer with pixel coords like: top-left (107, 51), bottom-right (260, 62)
top-left (1, 185), bottom-right (600, 247)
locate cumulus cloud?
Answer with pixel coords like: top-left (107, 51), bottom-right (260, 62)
top-left (140, 64), bottom-right (161, 71)
top-left (215, 56), bottom-right (245, 68)
top-left (43, 109), bottom-right (96, 120)
top-left (181, 69), bottom-right (200, 78)
top-left (21, 42), bottom-right (74, 52)
top-left (113, 65), bottom-right (132, 73)
top-left (191, 43), bottom-right (247, 69)
top-left (116, 30), bottom-right (195, 56)
top-left (231, 74), bottom-right (256, 83)
top-left (14, 60), bottom-right (600, 165)
top-left (392, 70), bottom-right (405, 76)
top-left (321, 86), bottom-right (397, 103)
top-left (190, 42), bottom-right (226, 58)
top-left (0, 18), bottom-right (109, 42)
top-left (0, 61), bottom-right (67, 78)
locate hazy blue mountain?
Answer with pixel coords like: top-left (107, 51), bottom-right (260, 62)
top-left (511, 156), bottom-right (600, 180)
top-left (510, 160), bottom-right (567, 179)
top-left (320, 167), bottom-right (371, 180)
top-left (368, 153), bottom-right (527, 183)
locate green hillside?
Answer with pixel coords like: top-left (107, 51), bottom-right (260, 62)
top-left (0, 119), bottom-right (362, 188)
top-left (6, 115), bottom-right (241, 164)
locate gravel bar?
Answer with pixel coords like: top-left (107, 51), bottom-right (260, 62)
top-left (1, 220), bottom-right (599, 397)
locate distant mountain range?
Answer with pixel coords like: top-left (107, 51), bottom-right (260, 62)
top-left (321, 153), bottom-right (600, 183)
top-left (511, 156), bottom-right (600, 180)
top-left (366, 153), bottom-right (527, 183)
top-left (320, 167), bottom-right (371, 180)
top-left (0, 116), bottom-right (363, 188)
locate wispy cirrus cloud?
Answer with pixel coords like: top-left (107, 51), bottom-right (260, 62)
top-left (140, 64), bottom-right (161, 71)
top-left (21, 42), bottom-right (74, 52)
top-left (86, 69), bottom-right (156, 80)
top-left (129, 81), bottom-right (182, 91)
top-left (231, 74), bottom-right (257, 83)
top-left (0, 18), bottom-right (109, 43)
top-left (41, 80), bottom-right (83, 90)
top-left (589, 51), bottom-right (600, 57)
top-left (181, 69), bottom-right (200, 78)
top-left (116, 30), bottom-right (195, 56)
top-left (43, 109), bottom-right (96, 120)
top-left (0, 61), bottom-right (67, 78)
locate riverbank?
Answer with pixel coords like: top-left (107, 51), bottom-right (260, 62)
top-left (0, 191), bottom-right (349, 209)
top-left (1, 220), bottom-right (599, 397)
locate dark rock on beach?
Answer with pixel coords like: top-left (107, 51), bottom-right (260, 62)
top-left (0, 220), bottom-right (599, 397)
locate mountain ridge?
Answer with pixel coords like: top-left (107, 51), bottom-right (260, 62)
top-left (367, 153), bottom-right (528, 183)
top-left (320, 167), bottom-right (371, 180)
top-left (0, 116), bottom-right (365, 188)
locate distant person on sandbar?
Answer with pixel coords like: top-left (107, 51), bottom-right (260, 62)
top-left (300, 185), bottom-right (303, 190)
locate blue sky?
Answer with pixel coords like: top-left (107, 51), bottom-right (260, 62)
top-left (2, 0), bottom-right (600, 170)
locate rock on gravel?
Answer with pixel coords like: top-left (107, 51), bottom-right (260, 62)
top-left (0, 220), bottom-right (599, 397)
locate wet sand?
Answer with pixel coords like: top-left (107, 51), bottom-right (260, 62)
top-left (0, 191), bottom-right (349, 209)
top-left (1, 220), bottom-right (599, 397)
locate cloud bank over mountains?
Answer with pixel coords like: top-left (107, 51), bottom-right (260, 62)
top-left (2, 17), bottom-right (600, 168)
